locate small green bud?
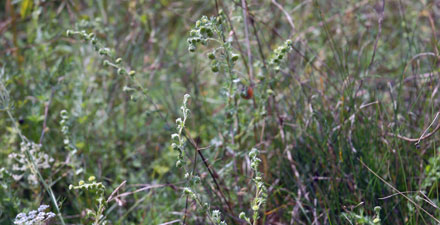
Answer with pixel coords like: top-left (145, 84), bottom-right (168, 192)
top-left (208, 52), bottom-right (215, 60)
top-left (128, 70), bottom-right (136, 77)
top-left (239, 212), bottom-right (246, 219)
top-left (184, 188), bottom-right (192, 195)
top-left (115, 58), bottom-right (122, 64)
top-left (190, 30), bottom-right (197, 37)
top-left (103, 60), bottom-right (110, 66)
top-left (91, 38), bottom-right (97, 45)
top-left (117, 68), bottom-right (125, 75)
top-left (207, 30), bottom-right (213, 37)
top-left (211, 65), bottom-right (219, 72)
top-left (286, 39), bottom-right (293, 46)
top-left (216, 16), bottom-right (222, 24)
top-left (257, 73), bottom-right (265, 81)
top-left (66, 30), bottom-right (72, 37)
top-left (200, 26), bottom-right (207, 34)
top-left (88, 176), bottom-right (96, 182)
top-left (373, 218), bottom-right (380, 224)
top-left (79, 180), bottom-right (85, 185)
top-left (374, 206), bottom-right (381, 213)
top-left (176, 160), bottom-right (182, 168)
top-left (188, 45), bottom-right (196, 52)
top-left (98, 48), bottom-right (106, 56)
top-left (231, 54), bottom-right (239, 62)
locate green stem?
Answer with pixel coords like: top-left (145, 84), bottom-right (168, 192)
top-left (6, 110), bottom-right (66, 225)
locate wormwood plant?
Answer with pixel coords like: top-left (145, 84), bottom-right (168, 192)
top-left (69, 176), bottom-right (107, 225)
top-left (13, 204), bottom-right (56, 225)
top-left (342, 206), bottom-right (381, 225)
top-left (0, 78), bottom-right (66, 225)
top-left (171, 94), bottom-right (191, 168)
top-left (59, 110), bottom-right (82, 176)
top-left (172, 94), bottom-right (227, 224)
top-left (6, 1), bottom-right (440, 224)
top-left (187, 14), bottom-right (242, 110)
top-left (239, 148), bottom-right (267, 225)
top-left (269, 39), bottom-right (294, 73)
top-left (65, 27), bottom-right (145, 101)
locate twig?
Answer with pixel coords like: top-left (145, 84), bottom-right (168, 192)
top-left (111, 183), bottom-right (177, 199)
top-left (159, 220), bottom-right (181, 225)
top-left (241, 0), bottom-right (254, 83)
top-left (106, 180), bottom-right (127, 203)
top-left (387, 111), bottom-right (440, 144)
top-left (183, 129), bottom-right (237, 221)
top-left (367, 0), bottom-right (385, 70)
top-left (271, 0), bottom-right (296, 33)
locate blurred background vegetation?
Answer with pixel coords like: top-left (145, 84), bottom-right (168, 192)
top-left (1, 0), bottom-right (440, 224)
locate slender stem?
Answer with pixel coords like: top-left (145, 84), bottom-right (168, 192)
top-left (6, 110), bottom-right (66, 225)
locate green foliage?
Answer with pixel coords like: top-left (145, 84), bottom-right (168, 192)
top-left (1, 0), bottom-right (440, 224)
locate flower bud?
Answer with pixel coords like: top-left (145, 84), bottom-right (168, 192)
top-left (98, 48), bottom-right (106, 56)
top-left (188, 45), bottom-right (196, 52)
top-left (88, 176), bottom-right (96, 182)
top-left (208, 52), bottom-right (215, 60)
top-left (231, 54), bottom-right (239, 62)
top-left (211, 65), bottom-right (219, 72)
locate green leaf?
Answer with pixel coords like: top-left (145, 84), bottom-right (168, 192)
top-left (20, 0), bottom-right (34, 19)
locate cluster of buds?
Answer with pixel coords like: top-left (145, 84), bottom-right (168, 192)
top-left (66, 30), bottom-right (106, 53)
top-left (187, 15), bottom-right (221, 52)
top-left (103, 58), bottom-right (136, 77)
top-left (212, 210), bottom-right (227, 225)
top-left (269, 39), bottom-right (293, 72)
top-left (14, 205), bottom-right (56, 225)
top-left (66, 30), bottom-right (136, 78)
top-left (207, 50), bottom-right (239, 73)
top-left (9, 141), bottom-right (54, 185)
top-left (240, 148), bottom-right (267, 224)
top-left (184, 188), bottom-right (226, 225)
top-left (59, 110), bottom-right (76, 153)
top-left (171, 94), bottom-right (191, 168)
top-left (69, 176), bottom-right (105, 195)
top-left (373, 206), bottom-right (381, 224)
top-left (69, 176), bottom-right (108, 224)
